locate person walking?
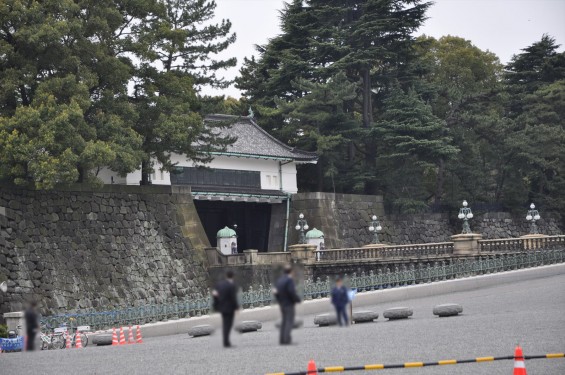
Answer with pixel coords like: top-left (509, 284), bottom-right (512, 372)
top-left (212, 270), bottom-right (239, 348)
top-left (275, 265), bottom-right (301, 345)
top-left (331, 277), bottom-right (349, 326)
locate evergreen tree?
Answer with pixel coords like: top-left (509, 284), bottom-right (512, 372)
top-left (275, 72), bottom-right (358, 191)
top-left (0, 0), bottom-right (237, 187)
top-left (237, 0), bottom-right (431, 194)
top-left (0, 0), bottom-right (146, 188)
top-left (375, 87), bottom-right (458, 210)
top-left (133, 0), bottom-right (237, 184)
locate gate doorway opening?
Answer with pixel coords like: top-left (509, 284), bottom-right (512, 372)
top-left (194, 200), bottom-right (272, 252)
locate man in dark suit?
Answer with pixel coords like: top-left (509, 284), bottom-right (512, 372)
top-left (275, 265), bottom-right (301, 345)
top-left (213, 270), bottom-right (239, 347)
top-left (24, 301), bottom-right (40, 351)
top-left (331, 277), bottom-right (350, 326)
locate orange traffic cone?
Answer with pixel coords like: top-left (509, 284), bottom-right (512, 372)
top-left (307, 360), bottom-right (318, 375)
top-left (127, 325), bottom-right (135, 344)
top-left (111, 328), bottom-right (119, 346)
top-left (66, 331), bottom-right (71, 349)
top-left (119, 327), bottom-right (126, 345)
top-left (135, 325), bottom-right (143, 344)
top-left (75, 331), bottom-right (83, 349)
top-left (514, 345), bottom-right (527, 375)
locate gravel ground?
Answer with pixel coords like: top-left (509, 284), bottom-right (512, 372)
top-left (2, 273), bottom-right (564, 375)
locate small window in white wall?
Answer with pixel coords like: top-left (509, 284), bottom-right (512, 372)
top-left (273, 175), bottom-right (278, 187)
top-left (160, 170), bottom-right (164, 180)
top-left (151, 172), bottom-right (156, 181)
top-left (267, 175), bottom-right (272, 185)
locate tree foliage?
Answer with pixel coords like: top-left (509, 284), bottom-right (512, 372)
top-left (237, 1), bottom-right (564, 217)
top-left (0, 0), bottom-right (235, 188)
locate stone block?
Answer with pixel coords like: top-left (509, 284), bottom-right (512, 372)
top-left (383, 307), bottom-right (413, 320)
top-left (433, 303), bottom-right (463, 317)
top-left (188, 324), bottom-right (215, 337)
top-left (235, 320), bottom-right (262, 333)
top-left (314, 313), bottom-right (337, 326)
top-left (91, 333), bottom-right (113, 346)
top-left (352, 310), bottom-right (379, 323)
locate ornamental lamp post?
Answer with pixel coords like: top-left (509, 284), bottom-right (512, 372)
top-left (526, 203), bottom-right (541, 235)
top-left (457, 200), bottom-right (474, 234)
top-left (295, 213), bottom-right (309, 244)
top-left (368, 215), bottom-right (382, 244)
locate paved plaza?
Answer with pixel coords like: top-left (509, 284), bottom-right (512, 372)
top-left (2, 272), bottom-right (565, 375)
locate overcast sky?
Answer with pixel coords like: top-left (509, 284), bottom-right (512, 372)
top-left (203, 0), bottom-right (565, 98)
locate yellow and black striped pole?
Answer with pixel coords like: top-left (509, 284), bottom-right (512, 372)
top-left (265, 353), bottom-right (564, 375)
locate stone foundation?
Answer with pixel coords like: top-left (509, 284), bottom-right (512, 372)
top-left (0, 185), bottom-right (209, 318)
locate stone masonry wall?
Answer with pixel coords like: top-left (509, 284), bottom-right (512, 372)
top-left (290, 193), bottom-right (563, 248)
top-left (290, 192), bottom-right (385, 249)
top-left (0, 185), bottom-right (209, 318)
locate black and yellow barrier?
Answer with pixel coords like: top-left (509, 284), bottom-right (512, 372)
top-left (265, 353), bottom-right (565, 375)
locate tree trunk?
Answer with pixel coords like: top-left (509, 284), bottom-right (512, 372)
top-left (434, 158), bottom-right (445, 205)
top-left (77, 165), bottom-right (85, 183)
top-left (364, 138), bottom-right (377, 194)
top-left (140, 159), bottom-right (151, 185)
top-left (361, 67), bottom-right (373, 128)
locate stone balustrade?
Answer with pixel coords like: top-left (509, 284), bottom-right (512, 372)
top-left (205, 247), bottom-right (291, 267)
top-left (479, 235), bottom-right (565, 252)
top-left (314, 242), bottom-right (454, 263)
top-left (207, 235), bottom-right (565, 267)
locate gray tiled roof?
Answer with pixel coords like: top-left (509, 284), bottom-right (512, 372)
top-left (205, 114), bottom-right (318, 162)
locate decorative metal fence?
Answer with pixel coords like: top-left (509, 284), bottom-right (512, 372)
top-left (315, 242), bottom-right (454, 262)
top-left (40, 249), bottom-right (565, 331)
top-left (304, 249), bottom-right (565, 299)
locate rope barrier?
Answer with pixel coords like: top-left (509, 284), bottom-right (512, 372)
top-left (265, 353), bottom-right (565, 375)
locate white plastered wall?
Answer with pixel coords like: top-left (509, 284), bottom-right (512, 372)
top-left (98, 153), bottom-right (300, 194)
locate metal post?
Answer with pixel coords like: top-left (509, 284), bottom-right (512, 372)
top-left (368, 215), bottom-right (382, 244)
top-left (295, 213), bottom-right (309, 244)
top-left (457, 200), bottom-right (474, 234)
top-left (526, 203), bottom-right (541, 235)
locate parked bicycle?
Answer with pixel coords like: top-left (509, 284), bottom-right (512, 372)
top-left (39, 330), bottom-right (65, 350)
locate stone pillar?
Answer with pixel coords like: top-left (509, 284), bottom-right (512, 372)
top-left (520, 234), bottom-right (548, 250)
top-left (243, 249), bottom-right (258, 265)
top-left (205, 247), bottom-right (223, 266)
top-left (3, 311), bottom-right (25, 335)
top-left (451, 233), bottom-right (483, 255)
top-left (288, 244), bottom-right (317, 265)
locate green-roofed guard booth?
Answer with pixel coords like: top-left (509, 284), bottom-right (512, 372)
top-left (305, 228), bottom-right (325, 251)
top-left (217, 226), bottom-right (238, 255)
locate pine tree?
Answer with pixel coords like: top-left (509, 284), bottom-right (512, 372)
top-left (0, 0), bottom-right (146, 188)
top-left (133, 0), bottom-right (237, 184)
top-left (0, 0), bottom-right (237, 188)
